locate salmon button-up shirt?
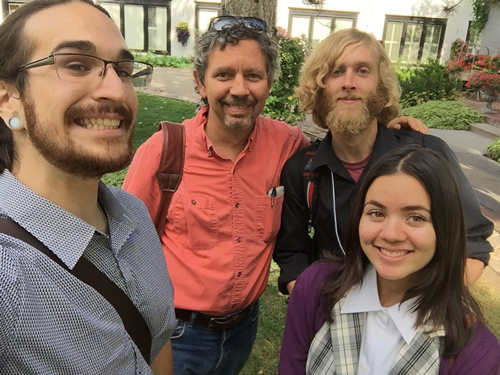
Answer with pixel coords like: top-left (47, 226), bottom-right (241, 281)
top-left (123, 107), bottom-right (310, 315)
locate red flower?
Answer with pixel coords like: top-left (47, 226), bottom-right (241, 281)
top-left (466, 72), bottom-right (500, 95)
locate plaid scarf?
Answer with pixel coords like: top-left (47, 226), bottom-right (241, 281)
top-left (306, 298), bottom-right (445, 375)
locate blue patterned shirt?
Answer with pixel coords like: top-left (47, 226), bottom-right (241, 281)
top-left (0, 170), bottom-right (175, 374)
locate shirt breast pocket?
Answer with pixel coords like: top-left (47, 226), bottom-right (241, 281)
top-left (256, 193), bottom-right (284, 243)
top-left (180, 196), bottom-right (218, 250)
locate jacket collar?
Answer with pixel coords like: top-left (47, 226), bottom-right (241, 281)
top-left (311, 124), bottom-right (400, 173)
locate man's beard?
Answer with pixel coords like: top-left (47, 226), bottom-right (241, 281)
top-left (316, 85), bottom-right (388, 137)
top-left (219, 95), bottom-right (257, 130)
top-left (23, 93), bottom-right (134, 179)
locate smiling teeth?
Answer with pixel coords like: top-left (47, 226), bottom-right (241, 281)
top-left (83, 118), bottom-right (120, 129)
top-left (380, 248), bottom-right (409, 257)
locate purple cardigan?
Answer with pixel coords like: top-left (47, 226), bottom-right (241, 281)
top-left (279, 262), bottom-right (500, 375)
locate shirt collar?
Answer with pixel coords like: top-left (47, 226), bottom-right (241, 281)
top-left (311, 124), bottom-right (400, 170)
top-left (341, 265), bottom-right (420, 344)
top-left (98, 181), bottom-right (138, 228)
top-left (0, 170), bottom-right (137, 270)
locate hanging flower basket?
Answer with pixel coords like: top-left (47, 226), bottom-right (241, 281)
top-left (176, 21), bottom-right (190, 47)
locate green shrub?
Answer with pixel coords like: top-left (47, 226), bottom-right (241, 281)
top-left (401, 100), bottom-right (484, 130)
top-left (395, 64), bottom-right (414, 82)
top-left (262, 36), bottom-right (308, 125)
top-left (397, 59), bottom-right (462, 108)
top-left (487, 138), bottom-right (500, 162)
top-left (133, 51), bottom-right (192, 68)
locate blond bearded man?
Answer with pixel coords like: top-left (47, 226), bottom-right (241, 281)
top-left (274, 29), bottom-right (493, 295)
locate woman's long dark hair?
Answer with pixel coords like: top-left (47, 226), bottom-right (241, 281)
top-left (320, 146), bottom-right (483, 358)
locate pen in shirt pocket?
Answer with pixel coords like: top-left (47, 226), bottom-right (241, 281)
top-left (267, 186), bottom-right (285, 207)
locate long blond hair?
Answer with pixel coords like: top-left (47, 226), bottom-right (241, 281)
top-left (296, 28), bottom-right (401, 128)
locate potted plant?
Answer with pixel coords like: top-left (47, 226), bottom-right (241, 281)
top-left (446, 38), bottom-right (500, 82)
top-left (176, 21), bottom-right (190, 47)
top-left (466, 71), bottom-right (500, 111)
top-left (450, 38), bottom-right (468, 59)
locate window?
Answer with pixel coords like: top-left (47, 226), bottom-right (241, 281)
top-left (383, 16), bottom-right (446, 63)
top-left (124, 5), bottom-right (144, 50)
top-left (288, 9), bottom-right (357, 48)
top-left (99, 2), bottom-right (121, 30)
top-left (90, 1), bottom-right (170, 53)
top-left (148, 6), bottom-right (167, 51)
top-left (196, 2), bottom-right (220, 34)
top-left (465, 21), bottom-right (472, 44)
top-left (8, 3), bottom-right (23, 13)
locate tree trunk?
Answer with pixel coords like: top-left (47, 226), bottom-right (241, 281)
top-left (221, 0), bottom-right (277, 31)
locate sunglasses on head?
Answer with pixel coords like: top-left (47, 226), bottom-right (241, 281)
top-left (209, 16), bottom-right (267, 32)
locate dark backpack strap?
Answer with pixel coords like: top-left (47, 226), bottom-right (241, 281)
top-left (155, 121), bottom-right (185, 234)
top-left (303, 140), bottom-right (321, 239)
top-left (0, 218), bottom-right (152, 364)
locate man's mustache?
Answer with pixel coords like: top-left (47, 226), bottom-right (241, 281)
top-left (220, 96), bottom-right (257, 107)
top-left (65, 103), bottom-right (133, 123)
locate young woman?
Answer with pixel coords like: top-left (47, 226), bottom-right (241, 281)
top-left (279, 147), bottom-right (500, 375)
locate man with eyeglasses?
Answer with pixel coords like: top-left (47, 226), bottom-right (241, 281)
top-left (0, 0), bottom-right (174, 373)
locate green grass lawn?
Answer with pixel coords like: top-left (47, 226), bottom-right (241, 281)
top-left (241, 263), bottom-right (286, 375)
top-left (102, 92), bottom-right (197, 187)
top-left (471, 277), bottom-right (500, 339)
top-left (132, 92), bottom-right (197, 150)
top-left (106, 93), bottom-right (500, 374)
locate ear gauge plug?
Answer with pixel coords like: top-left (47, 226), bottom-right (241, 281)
top-left (8, 116), bottom-right (21, 129)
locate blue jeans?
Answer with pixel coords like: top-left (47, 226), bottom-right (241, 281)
top-left (171, 301), bottom-right (259, 375)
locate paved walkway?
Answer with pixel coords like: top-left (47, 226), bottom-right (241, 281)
top-left (140, 67), bottom-right (500, 281)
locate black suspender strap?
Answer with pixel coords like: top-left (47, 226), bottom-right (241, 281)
top-left (0, 218), bottom-right (152, 364)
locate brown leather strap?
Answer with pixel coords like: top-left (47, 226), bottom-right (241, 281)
top-left (0, 218), bottom-right (152, 363)
top-left (155, 121), bottom-right (185, 234)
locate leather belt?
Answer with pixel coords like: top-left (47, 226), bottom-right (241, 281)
top-left (175, 303), bottom-right (254, 332)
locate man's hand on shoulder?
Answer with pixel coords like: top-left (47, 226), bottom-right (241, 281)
top-left (387, 116), bottom-right (429, 134)
top-left (287, 280), bottom-right (296, 295)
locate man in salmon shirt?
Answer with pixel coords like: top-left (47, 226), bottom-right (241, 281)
top-left (124, 16), bottom-right (308, 374)
top-left (123, 18), bottom-right (423, 375)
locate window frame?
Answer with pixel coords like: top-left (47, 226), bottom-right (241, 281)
top-left (3, 0), bottom-right (29, 18)
top-left (195, 1), bottom-right (220, 35)
top-left (382, 15), bottom-right (447, 63)
top-left (98, 0), bottom-right (171, 54)
top-left (288, 8), bottom-right (358, 45)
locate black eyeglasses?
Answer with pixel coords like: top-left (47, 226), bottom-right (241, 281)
top-left (209, 16), bottom-right (267, 32)
top-left (17, 53), bottom-right (153, 88)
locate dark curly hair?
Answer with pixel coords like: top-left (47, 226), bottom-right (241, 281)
top-left (193, 20), bottom-right (278, 90)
